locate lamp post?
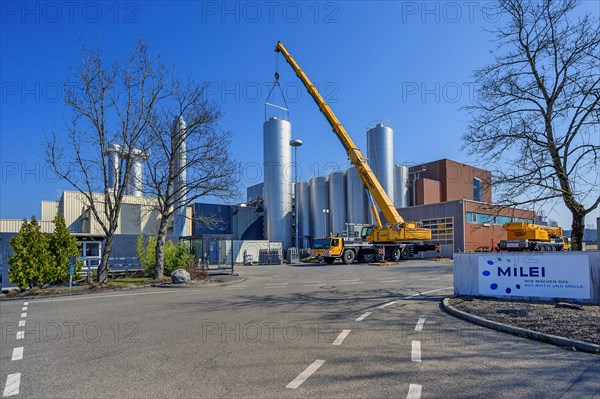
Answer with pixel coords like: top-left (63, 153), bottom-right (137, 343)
top-left (290, 139), bottom-right (303, 248)
top-left (323, 208), bottom-right (330, 237)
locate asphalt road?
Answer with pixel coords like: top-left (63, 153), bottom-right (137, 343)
top-left (1, 260), bottom-right (598, 398)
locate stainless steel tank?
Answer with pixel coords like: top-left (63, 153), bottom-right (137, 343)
top-left (263, 117), bottom-right (292, 249)
top-left (328, 171), bottom-right (346, 236)
top-left (309, 176), bottom-right (329, 238)
top-left (173, 117), bottom-right (187, 237)
top-left (295, 181), bottom-right (311, 248)
top-left (106, 143), bottom-right (121, 192)
top-left (367, 122), bottom-right (395, 203)
top-left (126, 148), bottom-right (145, 197)
top-left (394, 164), bottom-right (409, 209)
top-left (345, 167), bottom-right (368, 224)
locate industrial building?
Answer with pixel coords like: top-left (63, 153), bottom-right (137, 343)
top-left (1, 107), bottom-right (539, 279)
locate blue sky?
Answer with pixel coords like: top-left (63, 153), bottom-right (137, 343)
top-left (1, 1), bottom-right (598, 228)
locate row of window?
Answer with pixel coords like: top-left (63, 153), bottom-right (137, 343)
top-left (421, 217), bottom-right (454, 245)
top-left (466, 212), bottom-right (533, 225)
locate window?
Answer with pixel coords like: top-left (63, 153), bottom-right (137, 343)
top-left (473, 178), bottom-right (483, 202)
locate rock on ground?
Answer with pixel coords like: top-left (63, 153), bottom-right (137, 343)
top-left (171, 269), bottom-right (191, 284)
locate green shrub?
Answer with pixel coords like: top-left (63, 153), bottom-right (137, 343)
top-left (8, 217), bottom-right (53, 288)
top-left (137, 236), bottom-right (194, 276)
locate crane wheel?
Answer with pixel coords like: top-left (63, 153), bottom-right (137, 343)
top-left (400, 247), bottom-right (410, 260)
top-left (361, 252), bottom-right (374, 263)
top-left (391, 247), bottom-right (401, 262)
top-left (342, 250), bottom-right (355, 265)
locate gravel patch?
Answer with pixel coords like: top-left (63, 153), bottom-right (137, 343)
top-left (448, 297), bottom-right (600, 345)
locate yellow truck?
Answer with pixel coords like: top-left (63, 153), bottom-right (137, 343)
top-left (275, 41), bottom-right (434, 264)
top-left (499, 222), bottom-right (567, 251)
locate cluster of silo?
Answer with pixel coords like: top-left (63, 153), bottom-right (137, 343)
top-left (261, 118), bottom-right (411, 249)
top-left (105, 144), bottom-right (147, 197)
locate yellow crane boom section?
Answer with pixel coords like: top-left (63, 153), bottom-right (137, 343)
top-left (274, 41), bottom-right (403, 226)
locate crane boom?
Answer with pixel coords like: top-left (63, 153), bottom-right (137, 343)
top-left (275, 41), bottom-right (403, 226)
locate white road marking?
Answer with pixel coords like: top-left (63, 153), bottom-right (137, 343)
top-left (403, 286), bottom-right (453, 299)
top-left (3, 373), bottom-right (20, 397)
top-left (415, 318), bottom-right (426, 331)
top-left (265, 283), bottom-right (288, 286)
top-left (379, 279), bottom-right (401, 283)
top-left (286, 359), bottom-right (325, 389)
top-left (16, 331), bottom-right (24, 340)
top-left (11, 347), bottom-right (23, 361)
top-left (378, 300), bottom-right (397, 309)
top-left (355, 312), bottom-right (372, 322)
top-left (333, 329), bottom-right (352, 345)
top-left (338, 281), bottom-right (365, 285)
top-left (303, 283), bottom-right (326, 287)
top-left (18, 321), bottom-right (25, 327)
top-left (20, 313), bottom-right (26, 318)
top-left (406, 383), bottom-right (422, 399)
top-left (34, 289), bottom-right (204, 303)
top-left (302, 280), bottom-right (323, 284)
top-left (376, 277), bottom-right (397, 280)
top-left (411, 341), bottom-right (422, 362)
top-left (21, 307), bottom-right (27, 311)
top-left (338, 279), bottom-right (360, 282)
top-left (23, 302), bottom-right (28, 306)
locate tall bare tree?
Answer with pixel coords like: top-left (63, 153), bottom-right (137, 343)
top-left (143, 81), bottom-right (239, 279)
top-left (47, 40), bottom-right (166, 281)
top-left (463, 0), bottom-right (599, 250)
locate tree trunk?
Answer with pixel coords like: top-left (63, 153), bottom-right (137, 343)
top-left (154, 217), bottom-right (170, 280)
top-left (98, 234), bottom-right (114, 283)
top-left (570, 212), bottom-right (585, 251)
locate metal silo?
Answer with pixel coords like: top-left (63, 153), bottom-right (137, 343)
top-left (126, 148), bottom-right (145, 197)
top-left (367, 122), bottom-right (395, 204)
top-left (310, 176), bottom-right (329, 238)
top-left (394, 164), bottom-right (409, 209)
top-left (173, 117), bottom-right (187, 237)
top-left (106, 143), bottom-right (121, 192)
top-left (328, 171), bottom-right (346, 236)
top-left (295, 181), bottom-right (311, 248)
top-left (346, 167), bottom-right (368, 224)
top-left (263, 117), bottom-right (293, 249)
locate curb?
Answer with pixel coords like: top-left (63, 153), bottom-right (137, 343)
top-left (152, 277), bottom-right (247, 289)
top-left (442, 297), bottom-right (600, 354)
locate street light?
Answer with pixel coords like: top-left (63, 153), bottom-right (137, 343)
top-left (290, 139), bottom-right (303, 248)
top-left (323, 208), bottom-right (330, 237)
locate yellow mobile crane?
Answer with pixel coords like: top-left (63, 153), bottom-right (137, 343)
top-left (275, 41), bottom-right (433, 264)
top-left (499, 222), bottom-right (567, 251)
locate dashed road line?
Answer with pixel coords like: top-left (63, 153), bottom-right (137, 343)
top-left (303, 283), bottom-right (326, 287)
top-left (378, 300), bottom-right (397, 309)
top-left (11, 348), bottom-right (23, 361)
top-left (33, 289), bottom-right (205, 303)
top-left (355, 312), bottom-right (372, 322)
top-left (23, 302), bottom-right (28, 306)
top-left (379, 279), bottom-right (401, 283)
top-left (3, 373), bottom-right (21, 397)
top-left (411, 341), bottom-right (422, 362)
top-left (18, 321), bottom-right (25, 327)
top-left (406, 383), bottom-right (422, 399)
top-left (15, 331), bottom-right (24, 340)
top-left (338, 279), bottom-right (360, 282)
top-left (21, 307), bottom-right (27, 311)
top-left (286, 360), bottom-right (325, 389)
top-left (376, 277), bottom-right (397, 280)
top-left (332, 329), bottom-right (351, 345)
top-left (338, 281), bottom-right (365, 285)
top-left (265, 283), bottom-right (288, 286)
top-left (19, 313), bottom-right (26, 318)
top-left (415, 318), bottom-right (426, 331)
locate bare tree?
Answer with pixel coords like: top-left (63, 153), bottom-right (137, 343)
top-left (463, 0), bottom-right (599, 250)
top-left (143, 81), bottom-right (239, 279)
top-left (47, 40), bottom-right (166, 282)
